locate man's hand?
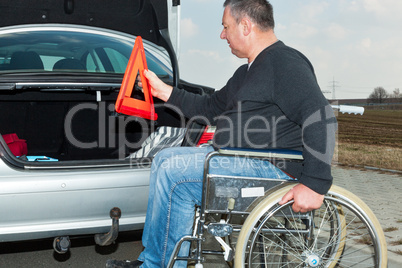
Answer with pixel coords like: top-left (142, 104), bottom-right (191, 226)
top-left (278, 184), bottom-right (324, 213)
top-left (138, 69), bottom-right (173, 102)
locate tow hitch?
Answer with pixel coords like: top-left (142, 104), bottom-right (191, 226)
top-left (95, 207), bottom-right (122, 246)
top-left (53, 236), bottom-right (71, 254)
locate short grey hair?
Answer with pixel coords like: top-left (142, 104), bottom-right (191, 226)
top-left (223, 0), bottom-right (275, 31)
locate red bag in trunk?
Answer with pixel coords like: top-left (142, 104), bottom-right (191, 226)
top-left (3, 133), bottom-right (28, 156)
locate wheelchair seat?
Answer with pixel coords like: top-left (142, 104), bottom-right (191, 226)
top-left (218, 147), bottom-right (303, 160)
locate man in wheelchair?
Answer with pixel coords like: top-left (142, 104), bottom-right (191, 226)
top-left (106, 0), bottom-right (337, 267)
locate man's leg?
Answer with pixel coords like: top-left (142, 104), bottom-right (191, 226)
top-left (139, 147), bottom-right (192, 252)
top-left (139, 146), bottom-right (214, 267)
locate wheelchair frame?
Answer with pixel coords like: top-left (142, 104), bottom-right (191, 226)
top-left (167, 149), bottom-right (388, 268)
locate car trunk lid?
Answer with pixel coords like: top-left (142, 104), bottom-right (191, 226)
top-left (0, 0), bottom-right (167, 46)
top-left (0, 0), bottom-right (180, 84)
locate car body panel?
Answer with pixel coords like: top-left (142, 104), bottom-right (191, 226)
top-left (0, 157), bottom-right (150, 242)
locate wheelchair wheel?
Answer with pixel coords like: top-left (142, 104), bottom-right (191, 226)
top-left (234, 184), bottom-right (387, 267)
top-left (225, 193), bottom-right (346, 266)
top-left (225, 185), bottom-right (346, 266)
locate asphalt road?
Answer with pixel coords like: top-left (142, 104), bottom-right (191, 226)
top-left (0, 231), bottom-right (144, 268)
top-left (0, 230), bottom-right (226, 268)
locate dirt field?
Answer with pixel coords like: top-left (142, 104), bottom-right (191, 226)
top-left (336, 108), bottom-right (402, 171)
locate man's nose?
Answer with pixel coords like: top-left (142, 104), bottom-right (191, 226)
top-left (220, 30), bottom-right (226, 40)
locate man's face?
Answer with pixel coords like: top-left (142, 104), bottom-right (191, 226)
top-left (220, 7), bottom-right (247, 58)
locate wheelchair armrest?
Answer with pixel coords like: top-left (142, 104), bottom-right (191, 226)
top-left (217, 147), bottom-right (303, 160)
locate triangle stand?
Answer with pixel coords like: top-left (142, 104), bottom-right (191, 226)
top-left (115, 36), bottom-right (158, 120)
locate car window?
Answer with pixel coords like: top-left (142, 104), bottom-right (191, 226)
top-left (103, 48), bottom-right (127, 73)
top-left (41, 56), bottom-right (65, 70)
top-left (0, 29), bottom-right (172, 78)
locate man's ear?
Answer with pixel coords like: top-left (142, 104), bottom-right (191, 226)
top-left (241, 18), bottom-right (253, 36)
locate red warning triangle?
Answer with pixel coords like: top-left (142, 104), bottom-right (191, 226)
top-left (115, 36), bottom-right (158, 120)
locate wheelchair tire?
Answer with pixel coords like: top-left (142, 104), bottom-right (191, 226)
top-left (234, 183), bottom-right (387, 267)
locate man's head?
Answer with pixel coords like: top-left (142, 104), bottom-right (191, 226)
top-left (221, 0), bottom-right (276, 61)
top-left (223, 0), bottom-right (275, 32)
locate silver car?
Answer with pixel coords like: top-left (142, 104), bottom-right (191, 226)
top-left (0, 0), bottom-right (213, 251)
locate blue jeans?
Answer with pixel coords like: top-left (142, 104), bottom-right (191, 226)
top-left (138, 146), bottom-right (291, 268)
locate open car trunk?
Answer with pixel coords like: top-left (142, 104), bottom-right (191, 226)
top-left (0, 0), bottom-right (214, 164)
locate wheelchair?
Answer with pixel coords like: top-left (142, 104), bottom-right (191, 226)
top-left (167, 148), bottom-right (388, 267)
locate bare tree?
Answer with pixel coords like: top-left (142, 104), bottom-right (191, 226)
top-left (368, 87), bottom-right (388, 103)
top-left (391, 88), bottom-right (401, 103)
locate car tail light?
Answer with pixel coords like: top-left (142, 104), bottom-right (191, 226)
top-left (197, 126), bottom-right (216, 146)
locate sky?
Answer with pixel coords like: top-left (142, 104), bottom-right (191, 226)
top-left (177, 0), bottom-right (402, 100)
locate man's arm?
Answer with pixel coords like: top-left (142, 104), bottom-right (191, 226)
top-left (143, 68), bottom-right (235, 124)
top-left (272, 54), bottom-right (336, 212)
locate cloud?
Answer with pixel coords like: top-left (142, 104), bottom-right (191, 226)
top-left (186, 49), bottom-right (224, 63)
top-left (360, 38), bottom-right (372, 49)
top-left (341, 0), bottom-right (360, 12)
top-left (341, 0), bottom-right (402, 16)
top-left (179, 48), bottom-right (244, 89)
top-left (299, 1), bottom-right (329, 20)
top-left (362, 0), bottom-right (388, 15)
top-left (181, 18), bottom-right (199, 38)
top-left (275, 23), bottom-right (287, 31)
top-left (343, 0), bottom-right (402, 26)
top-left (326, 23), bottom-right (348, 40)
top-left (296, 0), bottom-right (329, 21)
top-left (289, 23), bottom-right (318, 39)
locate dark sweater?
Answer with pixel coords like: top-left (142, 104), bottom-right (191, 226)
top-left (167, 41), bottom-right (337, 194)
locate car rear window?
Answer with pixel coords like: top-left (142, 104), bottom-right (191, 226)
top-left (0, 29), bottom-right (172, 77)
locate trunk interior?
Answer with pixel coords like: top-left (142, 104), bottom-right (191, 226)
top-left (0, 88), bottom-right (187, 161)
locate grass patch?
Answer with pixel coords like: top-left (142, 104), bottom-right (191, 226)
top-left (384, 227), bottom-right (399, 232)
top-left (391, 239), bottom-right (402, 246)
top-left (336, 109), bottom-right (402, 171)
top-left (356, 235), bottom-right (373, 245)
top-left (336, 143), bottom-right (402, 170)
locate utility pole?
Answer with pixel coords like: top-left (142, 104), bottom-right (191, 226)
top-left (328, 77), bottom-right (340, 100)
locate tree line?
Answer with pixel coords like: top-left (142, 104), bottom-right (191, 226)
top-left (367, 87), bottom-right (401, 103)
